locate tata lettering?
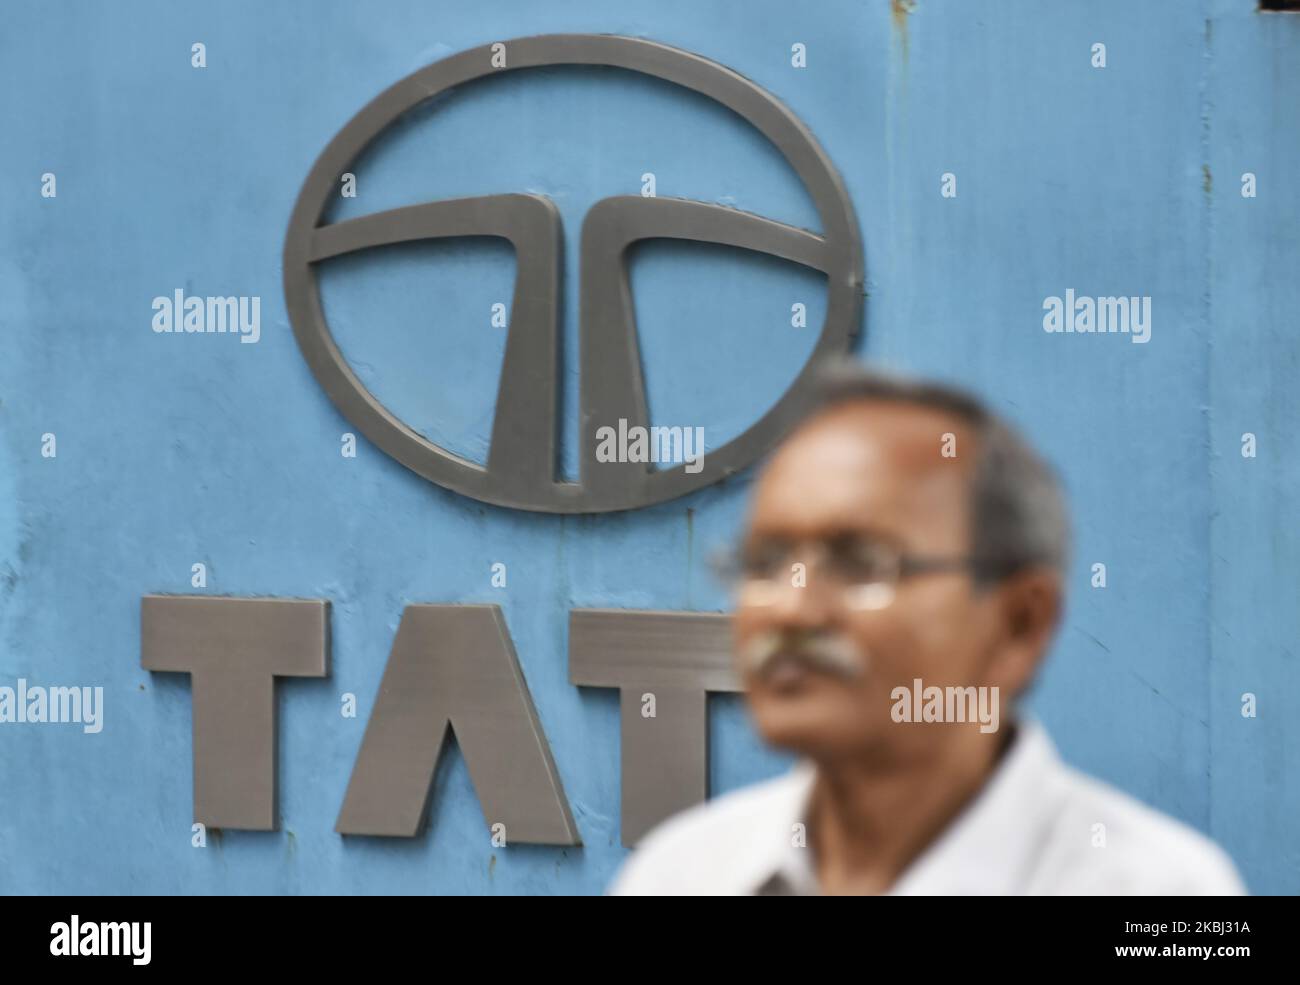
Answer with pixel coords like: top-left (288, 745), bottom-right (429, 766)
top-left (143, 36), bottom-right (863, 849)
top-left (141, 595), bottom-right (738, 846)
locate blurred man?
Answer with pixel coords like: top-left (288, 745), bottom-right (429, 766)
top-left (609, 365), bottom-right (1244, 895)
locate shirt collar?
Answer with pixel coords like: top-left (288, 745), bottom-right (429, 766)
top-left (746, 718), bottom-right (1067, 895)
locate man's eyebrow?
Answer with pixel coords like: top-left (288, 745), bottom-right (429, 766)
top-left (745, 525), bottom-right (901, 546)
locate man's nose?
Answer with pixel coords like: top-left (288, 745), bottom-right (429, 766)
top-left (755, 560), bottom-right (835, 628)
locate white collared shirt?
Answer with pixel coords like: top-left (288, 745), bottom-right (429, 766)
top-left (608, 719), bottom-right (1246, 895)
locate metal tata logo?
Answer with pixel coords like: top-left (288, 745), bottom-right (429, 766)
top-left (283, 33), bottom-right (863, 512)
top-left (138, 36), bottom-right (864, 856)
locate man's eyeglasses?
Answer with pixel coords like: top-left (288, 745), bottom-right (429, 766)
top-left (711, 535), bottom-right (1005, 611)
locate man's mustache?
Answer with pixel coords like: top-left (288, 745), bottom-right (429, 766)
top-left (740, 630), bottom-right (866, 680)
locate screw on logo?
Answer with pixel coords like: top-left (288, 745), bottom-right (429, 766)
top-left (283, 34), bottom-right (864, 513)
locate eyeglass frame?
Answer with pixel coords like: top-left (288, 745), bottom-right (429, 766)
top-left (710, 534), bottom-right (1020, 609)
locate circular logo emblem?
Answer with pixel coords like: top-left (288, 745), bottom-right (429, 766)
top-left (284, 34), bottom-right (863, 513)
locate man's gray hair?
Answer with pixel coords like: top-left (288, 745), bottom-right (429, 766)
top-left (805, 362), bottom-right (1071, 585)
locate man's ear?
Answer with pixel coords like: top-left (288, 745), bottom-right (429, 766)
top-left (987, 566), bottom-right (1062, 696)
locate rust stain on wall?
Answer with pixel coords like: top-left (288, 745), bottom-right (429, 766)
top-left (892, 0), bottom-right (917, 64)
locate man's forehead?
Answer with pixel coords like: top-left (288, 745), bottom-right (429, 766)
top-left (749, 399), bottom-right (977, 531)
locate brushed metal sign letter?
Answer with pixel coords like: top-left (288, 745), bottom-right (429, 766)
top-left (569, 609), bottom-right (740, 846)
top-left (336, 604), bottom-right (580, 845)
top-left (140, 595), bottom-right (329, 831)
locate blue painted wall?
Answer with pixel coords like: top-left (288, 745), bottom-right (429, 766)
top-left (0, 0), bottom-right (1295, 894)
